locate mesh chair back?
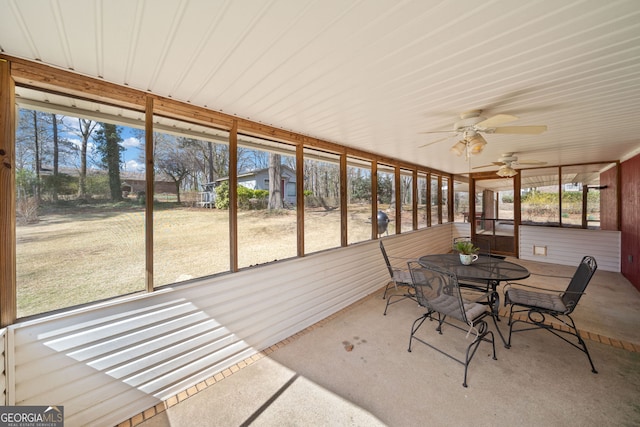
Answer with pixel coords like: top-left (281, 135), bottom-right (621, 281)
top-left (409, 262), bottom-right (468, 324)
top-left (379, 241), bottom-right (395, 279)
top-left (473, 235), bottom-right (492, 257)
top-left (561, 256), bottom-right (597, 313)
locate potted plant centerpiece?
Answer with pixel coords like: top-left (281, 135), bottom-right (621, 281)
top-left (453, 240), bottom-right (479, 265)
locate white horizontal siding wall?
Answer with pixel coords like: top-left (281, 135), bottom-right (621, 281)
top-left (8, 225), bottom-right (454, 427)
top-left (519, 225), bottom-right (620, 272)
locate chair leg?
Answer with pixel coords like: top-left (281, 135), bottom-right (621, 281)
top-left (383, 286), bottom-right (416, 315)
top-left (408, 313), bottom-right (430, 352)
top-left (435, 314), bottom-right (446, 334)
top-left (505, 306), bottom-right (515, 348)
top-left (382, 280), bottom-right (393, 299)
top-left (506, 307), bottom-right (597, 373)
top-left (563, 314), bottom-right (598, 374)
top-left (409, 314), bottom-right (493, 387)
top-left (462, 328), bottom-right (496, 388)
top-left (383, 295), bottom-right (396, 315)
top-left (576, 330), bottom-right (598, 374)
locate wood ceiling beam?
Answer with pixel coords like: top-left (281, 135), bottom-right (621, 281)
top-left (6, 55), bottom-right (146, 110)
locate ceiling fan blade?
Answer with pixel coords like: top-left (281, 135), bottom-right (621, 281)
top-left (492, 125), bottom-right (547, 135)
top-left (475, 114), bottom-right (519, 129)
top-left (472, 162), bottom-right (502, 170)
top-left (516, 160), bottom-right (547, 165)
top-left (418, 134), bottom-right (456, 148)
top-left (417, 130), bottom-right (454, 134)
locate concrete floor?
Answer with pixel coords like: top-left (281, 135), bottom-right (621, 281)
top-left (131, 258), bottom-right (640, 427)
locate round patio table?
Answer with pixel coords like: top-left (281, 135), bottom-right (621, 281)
top-left (418, 253), bottom-right (530, 287)
top-left (418, 253), bottom-right (530, 347)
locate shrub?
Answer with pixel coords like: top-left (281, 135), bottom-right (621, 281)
top-left (16, 196), bottom-right (39, 224)
top-left (16, 168), bottom-right (38, 197)
top-left (215, 181), bottom-right (230, 209)
top-left (86, 174), bottom-right (111, 198)
top-left (41, 173), bottom-right (77, 198)
top-left (237, 185), bottom-right (254, 209)
top-left (215, 181), bottom-right (269, 210)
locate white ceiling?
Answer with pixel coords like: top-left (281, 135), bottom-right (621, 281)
top-left (1, 0), bottom-right (640, 174)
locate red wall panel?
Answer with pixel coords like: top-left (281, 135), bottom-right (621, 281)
top-left (620, 153), bottom-right (640, 291)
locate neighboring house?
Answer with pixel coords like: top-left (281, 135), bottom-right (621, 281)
top-left (121, 171), bottom-right (176, 196)
top-left (200, 166), bottom-right (297, 207)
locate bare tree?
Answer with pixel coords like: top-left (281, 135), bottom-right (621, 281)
top-left (16, 110), bottom-right (59, 198)
top-left (154, 134), bottom-right (191, 203)
top-left (32, 111), bottom-right (42, 201)
top-left (239, 147), bottom-right (268, 173)
top-left (268, 153), bottom-right (282, 209)
top-left (76, 119), bottom-right (99, 201)
top-left (51, 114), bottom-right (60, 201)
top-left (179, 137), bottom-right (229, 189)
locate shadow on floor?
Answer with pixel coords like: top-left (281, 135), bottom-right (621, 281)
top-left (132, 260), bottom-right (640, 427)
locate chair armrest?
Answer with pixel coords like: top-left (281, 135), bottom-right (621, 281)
top-left (391, 260), bottom-right (418, 272)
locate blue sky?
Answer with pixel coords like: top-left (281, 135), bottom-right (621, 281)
top-left (59, 117), bottom-right (144, 173)
top-left (120, 128), bottom-right (144, 172)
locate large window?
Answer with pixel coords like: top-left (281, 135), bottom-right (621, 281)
top-left (521, 164), bottom-right (609, 229)
top-left (9, 85), bottom-right (457, 320)
top-left (430, 174), bottom-right (440, 225)
top-left (442, 176), bottom-right (450, 223)
top-left (347, 158), bottom-right (372, 243)
top-left (152, 117), bottom-right (230, 286)
top-left (521, 168), bottom-right (560, 226)
top-left (560, 165), bottom-right (604, 228)
top-left (304, 149), bottom-right (341, 253)
top-left (400, 169), bottom-right (413, 232)
top-left (236, 135), bottom-right (297, 268)
top-left (417, 173), bottom-right (428, 228)
top-left (377, 164), bottom-right (396, 235)
top-left (15, 96), bottom-right (147, 317)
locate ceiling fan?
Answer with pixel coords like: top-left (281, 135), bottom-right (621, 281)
top-left (419, 110), bottom-right (548, 156)
top-left (472, 153), bottom-right (547, 177)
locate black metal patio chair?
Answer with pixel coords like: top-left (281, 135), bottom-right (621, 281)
top-left (504, 256), bottom-right (598, 373)
top-left (407, 261), bottom-right (498, 387)
top-left (380, 241), bottom-right (416, 315)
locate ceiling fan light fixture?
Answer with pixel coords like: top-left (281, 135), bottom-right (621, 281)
top-left (467, 133), bottom-right (487, 154)
top-left (450, 140), bottom-right (466, 156)
top-left (496, 164), bottom-right (518, 177)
